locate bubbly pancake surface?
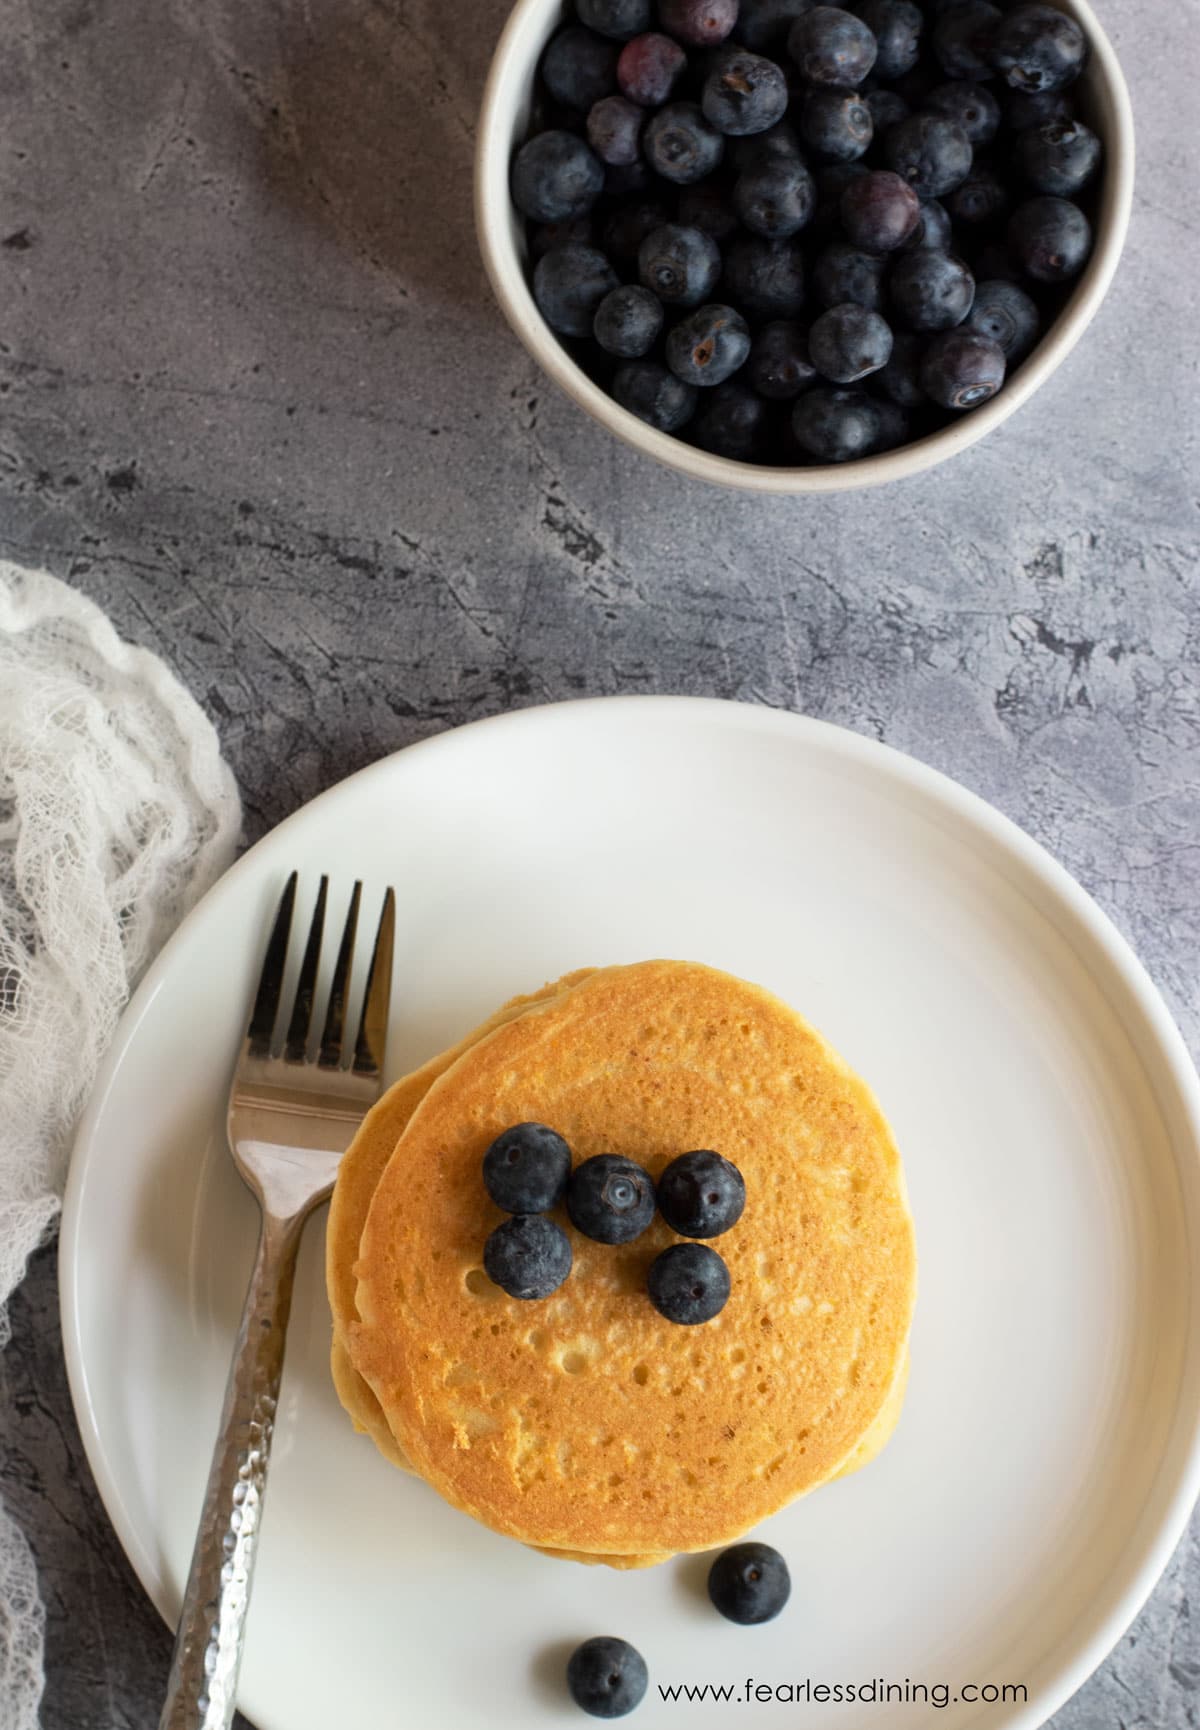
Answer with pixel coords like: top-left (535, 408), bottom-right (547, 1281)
top-left (350, 961), bottom-right (916, 1558)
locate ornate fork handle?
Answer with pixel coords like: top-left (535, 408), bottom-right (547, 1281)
top-left (159, 1208), bottom-right (305, 1730)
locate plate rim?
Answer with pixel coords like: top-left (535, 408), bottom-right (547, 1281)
top-left (59, 694), bottom-right (1200, 1729)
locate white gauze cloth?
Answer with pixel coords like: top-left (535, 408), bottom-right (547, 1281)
top-left (0, 562), bottom-right (241, 1729)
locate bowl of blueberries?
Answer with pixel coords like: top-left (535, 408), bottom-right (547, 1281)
top-left (476, 0), bottom-right (1132, 490)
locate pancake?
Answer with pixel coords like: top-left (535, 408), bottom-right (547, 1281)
top-left (349, 960), bottom-right (916, 1559)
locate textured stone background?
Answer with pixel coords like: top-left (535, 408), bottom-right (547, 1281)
top-left (0, 0), bottom-right (1198, 1721)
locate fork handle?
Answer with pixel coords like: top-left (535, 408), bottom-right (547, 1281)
top-left (159, 1208), bottom-right (306, 1730)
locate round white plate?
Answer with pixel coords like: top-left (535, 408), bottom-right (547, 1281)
top-left (62, 697), bottom-right (1200, 1730)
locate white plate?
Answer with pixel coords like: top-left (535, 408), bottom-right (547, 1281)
top-left (62, 697), bottom-right (1200, 1730)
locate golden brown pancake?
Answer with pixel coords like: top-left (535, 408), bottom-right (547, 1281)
top-left (348, 961), bottom-right (916, 1558)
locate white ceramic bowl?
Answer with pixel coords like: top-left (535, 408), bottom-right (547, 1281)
top-left (476, 0), bottom-right (1134, 493)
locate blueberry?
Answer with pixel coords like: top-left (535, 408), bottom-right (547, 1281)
top-left (542, 27), bottom-right (620, 111)
top-left (883, 113), bottom-right (971, 199)
top-left (924, 80), bottom-right (1001, 147)
top-left (798, 88), bottom-right (874, 162)
top-left (904, 197), bottom-right (953, 250)
top-left (931, 0), bottom-right (1000, 79)
top-left (734, 0), bottom-right (815, 54)
top-left (639, 222), bottom-right (722, 304)
top-left (702, 50), bottom-right (790, 136)
top-left (534, 244), bottom-right (620, 334)
top-left (870, 395), bottom-right (912, 450)
top-left (840, 169), bottom-right (921, 251)
top-left (577, 0), bottom-right (653, 42)
top-left (989, 4), bottom-right (1087, 92)
top-left (1004, 86), bottom-right (1075, 132)
top-left (595, 283), bottom-right (665, 355)
top-left (810, 302), bottom-right (893, 381)
top-left (693, 381), bottom-right (770, 457)
top-left (813, 238), bottom-right (887, 309)
top-left (657, 1149), bottom-right (747, 1236)
top-left (613, 360), bottom-right (699, 429)
top-left (878, 326), bottom-right (927, 404)
top-left (889, 246), bottom-right (974, 328)
top-left (677, 178), bottom-right (741, 241)
top-left (647, 1241), bottom-right (731, 1323)
top-left (919, 326), bottom-right (1006, 407)
top-left (864, 87), bottom-right (910, 134)
top-left (587, 95), bottom-right (645, 163)
top-left (530, 215), bottom-right (596, 261)
top-left (513, 130), bottom-right (606, 222)
top-left (658, 0), bottom-right (740, 46)
top-left (1015, 117), bottom-right (1100, 196)
top-left (964, 277), bottom-right (1040, 360)
top-left (812, 160), bottom-right (869, 232)
top-left (567, 1154), bottom-right (657, 1242)
top-left (788, 7), bottom-right (877, 85)
top-left (483, 1214), bottom-right (572, 1299)
top-left (723, 236), bottom-right (807, 317)
top-left (483, 1121), bottom-right (573, 1212)
top-left (567, 1637), bottom-right (649, 1719)
top-left (1007, 194), bottom-right (1091, 280)
top-left (644, 102), bottom-right (727, 183)
top-left (707, 1542), bottom-right (792, 1624)
top-left (847, 0), bottom-right (923, 78)
top-left (666, 302), bottom-right (752, 385)
top-left (602, 198), bottom-right (670, 262)
top-left (617, 32), bottom-right (688, 105)
top-left (748, 319), bottom-right (818, 397)
top-left (731, 119), bottom-right (804, 173)
top-left (792, 386), bottom-right (881, 459)
top-left (944, 164), bottom-right (1009, 226)
top-left (734, 155), bottom-right (817, 237)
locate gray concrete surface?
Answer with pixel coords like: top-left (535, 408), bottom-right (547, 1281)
top-left (0, 0), bottom-right (1198, 1721)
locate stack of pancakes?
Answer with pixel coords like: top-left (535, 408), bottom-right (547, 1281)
top-left (327, 960), bottom-right (916, 1567)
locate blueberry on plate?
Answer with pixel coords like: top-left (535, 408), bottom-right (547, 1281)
top-left (541, 27), bottom-right (620, 112)
top-left (797, 87), bottom-right (874, 162)
top-left (657, 1149), bottom-right (747, 1236)
top-left (883, 113), bottom-right (972, 200)
top-left (812, 238), bottom-right (886, 310)
top-left (964, 277), bottom-right (1040, 361)
top-left (1014, 118), bottom-right (1101, 197)
top-left (846, 0), bottom-right (923, 80)
top-left (809, 302), bottom-right (893, 382)
top-left (889, 247), bottom-right (974, 330)
top-left (617, 31), bottom-right (688, 105)
top-left (722, 235), bottom-right (807, 318)
top-left (839, 169), bottom-right (921, 252)
top-left (483, 1121), bottom-right (573, 1212)
top-left (647, 1241), bottom-right (731, 1322)
top-left (567, 1637), bottom-right (649, 1719)
top-left (734, 155), bottom-right (817, 238)
top-left (658, 0), bottom-right (740, 46)
top-left (748, 319), bottom-right (818, 398)
top-left (483, 1214), bottom-right (573, 1299)
top-left (567, 1153), bottom-right (657, 1242)
top-left (693, 382), bottom-right (769, 459)
top-left (788, 7), bottom-right (877, 87)
top-left (707, 1542), bottom-right (792, 1624)
top-left (638, 222), bottom-right (722, 305)
top-left (533, 244), bottom-right (620, 335)
top-left (792, 386), bottom-right (881, 460)
top-left (613, 360), bottom-right (699, 430)
top-left (923, 80), bottom-right (1000, 147)
top-left (666, 303), bottom-right (752, 386)
top-left (512, 130), bottom-right (605, 223)
top-left (643, 102), bottom-right (727, 183)
top-left (702, 49), bottom-right (790, 137)
top-left (919, 327), bottom-right (1006, 408)
top-left (576, 0), bottom-right (653, 42)
top-left (930, 0), bottom-right (1000, 80)
top-left (1007, 194), bottom-right (1091, 281)
top-left (594, 283), bottom-right (665, 356)
top-left (988, 3), bottom-right (1087, 92)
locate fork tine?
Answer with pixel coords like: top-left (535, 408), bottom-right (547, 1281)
top-left (318, 882), bottom-right (361, 1068)
top-left (283, 875), bottom-right (328, 1062)
top-left (353, 889), bottom-right (395, 1076)
top-left (246, 873), bottom-right (297, 1059)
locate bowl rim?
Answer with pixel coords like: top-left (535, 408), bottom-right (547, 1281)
top-left (475, 0), bottom-right (1135, 494)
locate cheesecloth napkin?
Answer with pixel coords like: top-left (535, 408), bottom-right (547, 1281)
top-left (0, 562), bottom-right (241, 1728)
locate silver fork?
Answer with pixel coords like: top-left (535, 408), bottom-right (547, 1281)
top-left (159, 872), bottom-right (395, 1730)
